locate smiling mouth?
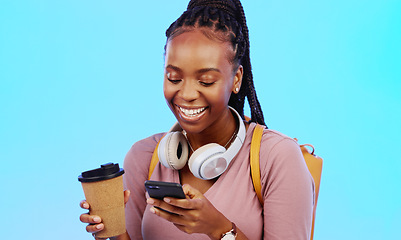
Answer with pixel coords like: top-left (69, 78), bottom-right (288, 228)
top-left (178, 106), bottom-right (207, 117)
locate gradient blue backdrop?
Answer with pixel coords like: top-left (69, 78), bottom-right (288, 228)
top-left (1, 0), bottom-right (400, 239)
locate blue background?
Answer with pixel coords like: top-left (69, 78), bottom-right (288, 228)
top-left (1, 0), bottom-right (400, 239)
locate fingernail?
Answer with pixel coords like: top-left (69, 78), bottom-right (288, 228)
top-left (93, 216), bottom-right (101, 223)
top-left (150, 207), bottom-right (156, 214)
top-left (83, 203), bottom-right (89, 208)
top-left (164, 198), bottom-right (171, 203)
top-left (96, 224), bottom-right (104, 230)
top-left (147, 198), bottom-right (154, 204)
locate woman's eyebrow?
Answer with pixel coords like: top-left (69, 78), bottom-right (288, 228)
top-left (165, 64), bottom-right (182, 72)
top-left (165, 65), bottom-right (221, 74)
top-left (196, 68), bottom-right (221, 74)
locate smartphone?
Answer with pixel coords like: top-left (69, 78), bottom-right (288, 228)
top-left (144, 180), bottom-right (186, 200)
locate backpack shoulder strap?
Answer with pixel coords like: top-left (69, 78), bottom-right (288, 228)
top-left (250, 124), bottom-right (265, 206)
top-left (149, 141), bottom-right (161, 180)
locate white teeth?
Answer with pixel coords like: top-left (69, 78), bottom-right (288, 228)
top-left (179, 107), bottom-right (206, 117)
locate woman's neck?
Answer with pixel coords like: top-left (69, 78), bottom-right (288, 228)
top-left (184, 109), bottom-right (238, 151)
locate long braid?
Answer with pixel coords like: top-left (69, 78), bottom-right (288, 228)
top-left (230, 0), bottom-right (265, 126)
top-left (166, 0), bottom-right (266, 126)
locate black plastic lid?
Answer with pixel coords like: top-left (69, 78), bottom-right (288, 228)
top-left (78, 163), bottom-right (124, 183)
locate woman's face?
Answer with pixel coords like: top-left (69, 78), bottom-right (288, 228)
top-left (164, 29), bottom-right (242, 135)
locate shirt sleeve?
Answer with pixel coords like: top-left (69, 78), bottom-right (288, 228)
top-left (123, 133), bottom-right (163, 240)
top-left (260, 135), bottom-right (315, 239)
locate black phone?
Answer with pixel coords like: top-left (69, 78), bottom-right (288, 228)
top-left (144, 180), bottom-right (186, 200)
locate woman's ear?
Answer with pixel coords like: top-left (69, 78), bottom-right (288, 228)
top-left (232, 65), bottom-right (243, 94)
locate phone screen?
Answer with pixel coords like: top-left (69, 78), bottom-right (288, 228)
top-left (145, 180), bottom-right (186, 200)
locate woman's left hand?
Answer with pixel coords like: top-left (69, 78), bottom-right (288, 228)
top-left (146, 184), bottom-right (232, 240)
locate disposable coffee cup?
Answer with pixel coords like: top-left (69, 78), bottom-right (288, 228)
top-left (78, 163), bottom-right (125, 238)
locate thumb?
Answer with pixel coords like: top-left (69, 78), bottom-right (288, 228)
top-left (182, 184), bottom-right (203, 199)
top-left (124, 190), bottom-right (131, 205)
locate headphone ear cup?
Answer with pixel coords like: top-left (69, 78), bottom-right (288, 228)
top-left (188, 143), bottom-right (227, 180)
top-left (158, 132), bottom-right (189, 170)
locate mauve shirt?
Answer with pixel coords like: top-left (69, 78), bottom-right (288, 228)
top-left (123, 123), bottom-right (314, 240)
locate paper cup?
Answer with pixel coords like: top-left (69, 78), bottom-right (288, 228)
top-left (78, 163), bottom-right (125, 238)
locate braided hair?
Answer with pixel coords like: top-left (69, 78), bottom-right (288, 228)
top-left (165, 0), bottom-right (266, 126)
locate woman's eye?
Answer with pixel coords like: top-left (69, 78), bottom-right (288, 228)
top-left (166, 72), bottom-right (182, 84)
top-left (167, 78), bottom-right (182, 84)
top-left (198, 74), bottom-right (217, 86)
top-left (199, 81), bottom-right (215, 86)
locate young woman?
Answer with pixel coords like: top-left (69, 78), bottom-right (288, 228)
top-left (80, 0), bottom-right (314, 239)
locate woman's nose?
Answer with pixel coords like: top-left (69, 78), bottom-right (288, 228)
top-left (178, 80), bottom-right (199, 101)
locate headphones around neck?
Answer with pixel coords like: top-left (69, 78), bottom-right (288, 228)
top-left (157, 107), bottom-right (246, 180)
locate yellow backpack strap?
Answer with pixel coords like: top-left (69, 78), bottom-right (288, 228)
top-left (250, 124), bottom-right (265, 206)
top-left (148, 140), bottom-right (161, 180)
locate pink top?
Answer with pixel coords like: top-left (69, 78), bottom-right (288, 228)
top-left (123, 123), bottom-right (314, 239)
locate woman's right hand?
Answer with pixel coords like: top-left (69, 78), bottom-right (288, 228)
top-left (79, 190), bottom-right (131, 239)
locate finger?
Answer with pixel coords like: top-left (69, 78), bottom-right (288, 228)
top-left (124, 190), bottom-right (131, 205)
top-left (165, 185), bottom-right (204, 210)
top-left (162, 197), bottom-right (196, 210)
top-left (149, 206), bottom-right (184, 224)
top-left (149, 206), bottom-right (199, 233)
top-left (80, 200), bottom-right (89, 209)
top-left (85, 223), bottom-right (104, 233)
top-left (182, 184), bottom-right (203, 199)
top-left (147, 197), bottom-right (189, 215)
top-left (80, 214), bottom-right (102, 224)
top-left (146, 198), bottom-right (170, 211)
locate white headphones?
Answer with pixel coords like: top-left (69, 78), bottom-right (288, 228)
top-left (157, 107), bottom-right (246, 180)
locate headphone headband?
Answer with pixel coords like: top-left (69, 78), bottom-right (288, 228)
top-left (220, 106), bottom-right (246, 159)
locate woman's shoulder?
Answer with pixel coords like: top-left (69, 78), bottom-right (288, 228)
top-left (130, 132), bottom-right (165, 154)
top-left (123, 132), bottom-right (165, 172)
top-left (248, 122), bottom-right (303, 168)
top-left (248, 122), bottom-right (299, 149)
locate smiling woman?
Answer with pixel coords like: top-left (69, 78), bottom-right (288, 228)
top-left (79, 1), bottom-right (314, 239)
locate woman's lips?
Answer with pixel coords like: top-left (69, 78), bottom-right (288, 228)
top-left (176, 105), bottom-right (207, 121)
